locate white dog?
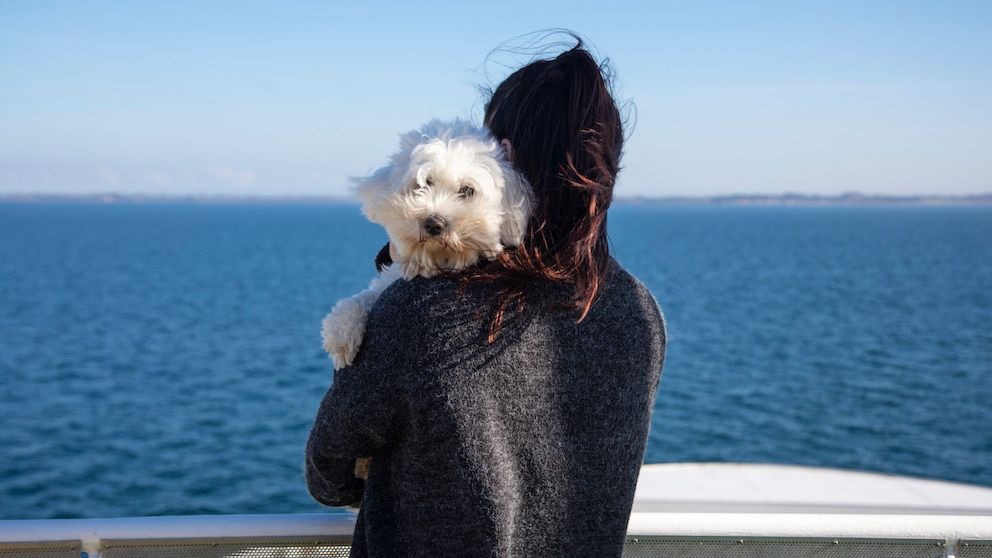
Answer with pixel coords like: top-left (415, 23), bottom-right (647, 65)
top-left (321, 119), bottom-right (532, 370)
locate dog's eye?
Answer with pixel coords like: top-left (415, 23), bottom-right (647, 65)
top-left (458, 184), bottom-right (475, 198)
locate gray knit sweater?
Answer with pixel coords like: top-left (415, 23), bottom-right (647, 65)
top-left (305, 259), bottom-right (665, 557)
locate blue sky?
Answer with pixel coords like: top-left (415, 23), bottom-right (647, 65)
top-left (1, 1), bottom-right (990, 198)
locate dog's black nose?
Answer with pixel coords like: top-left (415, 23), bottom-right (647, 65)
top-left (423, 214), bottom-right (447, 237)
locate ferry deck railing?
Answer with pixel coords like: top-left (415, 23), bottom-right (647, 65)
top-left (2, 513), bottom-right (992, 557)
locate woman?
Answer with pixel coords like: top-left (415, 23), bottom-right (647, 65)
top-left (305, 38), bottom-right (666, 557)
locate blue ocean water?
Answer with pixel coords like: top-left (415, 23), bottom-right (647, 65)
top-left (1, 202), bottom-right (990, 520)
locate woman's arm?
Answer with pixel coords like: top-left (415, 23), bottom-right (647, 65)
top-left (304, 427), bottom-right (366, 507)
top-left (305, 283), bottom-right (415, 507)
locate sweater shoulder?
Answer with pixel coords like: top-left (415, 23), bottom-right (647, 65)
top-left (364, 275), bottom-right (486, 343)
top-left (373, 276), bottom-right (470, 320)
top-left (600, 260), bottom-right (664, 317)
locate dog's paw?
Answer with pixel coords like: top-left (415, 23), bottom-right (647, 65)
top-left (321, 276), bottom-right (392, 370)
top-left (321, 298), bottom-right (370, 370)
top-left (354, 457), bottom-right (372, 480)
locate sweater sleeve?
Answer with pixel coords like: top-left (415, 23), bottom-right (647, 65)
top-left (304, 281), bottom-right (416, 507)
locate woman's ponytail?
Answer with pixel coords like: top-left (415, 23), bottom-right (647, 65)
top-left (478, 35), bottom-right (628, 337)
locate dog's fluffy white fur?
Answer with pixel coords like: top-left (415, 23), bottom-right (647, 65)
top-left (321, 119), bottom-right (532, 370)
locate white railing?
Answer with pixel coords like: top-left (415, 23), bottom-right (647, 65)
top-left (2, 513), bottom-right (992, 557)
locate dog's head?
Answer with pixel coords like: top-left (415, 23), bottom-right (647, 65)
top-left (354, 119), bottom-right (532, 278)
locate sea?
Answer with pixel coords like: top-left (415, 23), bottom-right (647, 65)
top-left (1, 201), bottom-right (990, 520)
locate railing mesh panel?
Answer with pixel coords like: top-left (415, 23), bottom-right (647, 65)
top-left (101, 537), bottom-right (351, 558)
top-left (0, 542), bottom-right (81, 558)
top-left (0, 536), bottom-right (970, 558)
top-left (621, 537), bottom-right (946, 558)
top-left (960, 540), bottom-right (992, 558)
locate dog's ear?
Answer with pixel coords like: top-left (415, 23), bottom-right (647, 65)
top-left (499, 164), bottom-right (533, 247)
top-left (352, 128), bottom-right (426, 223)
top-left (352, 166), bottom-right (394, 224)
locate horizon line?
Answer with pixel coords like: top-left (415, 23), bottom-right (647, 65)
top-left (1, 191), bottom-right (991, 206)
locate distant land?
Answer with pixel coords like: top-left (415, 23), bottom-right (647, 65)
top-left (1, 192), bottom-right (991, 206)
top-left (620, 192), bottom-right (992, 206)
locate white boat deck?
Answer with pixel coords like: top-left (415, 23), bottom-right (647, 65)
top-left (633, 462), bottom-right (992, 515)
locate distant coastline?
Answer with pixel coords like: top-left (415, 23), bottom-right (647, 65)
top-left (620, 192), bottom-right (992, 206)
top-left (1, 192), bottom-right (991, 206)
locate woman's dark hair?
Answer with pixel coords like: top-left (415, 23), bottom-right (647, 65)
top-left (475, 35), bottom-right (626, 340)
